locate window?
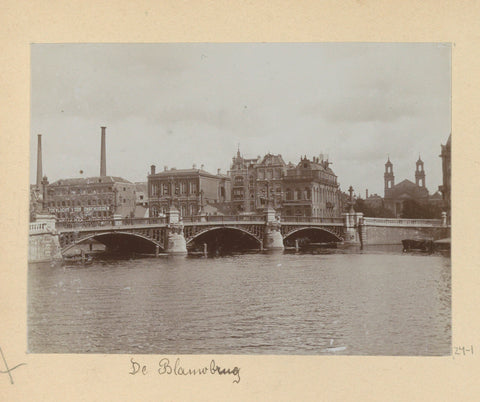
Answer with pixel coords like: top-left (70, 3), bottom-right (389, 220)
top-left (305, 187), bottom-right (311, 200)
top-left (286, 188), bottom-right (293, 201)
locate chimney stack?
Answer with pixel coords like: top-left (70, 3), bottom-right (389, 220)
top-left (100, 126), bottom-right (107, 177)
top-left (366, 189), bottom-right (369, 198)
top-left (36, 134), bottom-right (43, 187)
top-left (150, 165), bottom-right (156, 175)
top-left (217, 168), bottom-right (221, 175)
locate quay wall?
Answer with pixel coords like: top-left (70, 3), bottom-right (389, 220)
top-left (363, 225), bottom-right (450, 245)
top-left (29, 232), bottom-right (62, 263)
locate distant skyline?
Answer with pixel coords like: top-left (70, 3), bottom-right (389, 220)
top-left (31, 43), bottom-right (451, 197)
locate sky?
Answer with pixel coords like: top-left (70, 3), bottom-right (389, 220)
top-left (31, 43), bottom-right (451, 197)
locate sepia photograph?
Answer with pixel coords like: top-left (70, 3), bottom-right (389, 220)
top-left (28, 43), bottom-right (451, 356)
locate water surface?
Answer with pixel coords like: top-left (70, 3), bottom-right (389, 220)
top-left (28, 247), bottom-right (451, 355)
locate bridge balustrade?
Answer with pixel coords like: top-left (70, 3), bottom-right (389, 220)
top-left (29, 222), bottom-right (49, 233)
top-left (362, 217), bottom-right (443, 227)
top-left (281, 216), bottom-right (344, 224)
top-left (182, 215), bottom-right (265, 223)
top-left (56, 217), bottom-right (167, 230)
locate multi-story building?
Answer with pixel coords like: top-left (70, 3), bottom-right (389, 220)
top-left (438, 134), bottom-right (451, 212)
top-left (45, 176), bottom-right (136, 221)
top-left (254, 153), bottom-right (288, 211)
top-left (282, 156), bottom-right (341, 218)
top-left (228, 150), bottom-right (342, 218)
top-left (147, 165), bottom-right (231, 218)
top-left (228, 149), bottom-right (259, 214)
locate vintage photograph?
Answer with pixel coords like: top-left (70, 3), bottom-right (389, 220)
top-left (28, 43), bottom-right (451, 355)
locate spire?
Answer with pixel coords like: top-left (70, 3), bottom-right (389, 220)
top-left (237, 143), bottom-right (240, 157)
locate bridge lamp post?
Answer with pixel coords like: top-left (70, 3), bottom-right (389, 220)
top-left (348, 185), bottom-right (355, 213)
top-left (41, 175), bottom-right (49, 213)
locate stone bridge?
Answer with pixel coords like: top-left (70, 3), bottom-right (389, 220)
top-left (54, 207), bottom-right (346, 255)
top-left (28, 208), bottom-right (450, 261)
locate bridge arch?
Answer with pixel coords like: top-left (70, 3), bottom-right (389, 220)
top-left (186, 226), bottom-right (263, 246)
top-left (283, 227), bottom-right (343, 242)
top-left (61, 231), bottom-right (164, 254)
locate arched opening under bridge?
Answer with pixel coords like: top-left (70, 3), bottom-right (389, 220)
top-left (187, 227), bottom-right (261, 255)
top-left (62, 232), bottom-right (163, 256)
top-left (283, 227), bottom-right (342, 249)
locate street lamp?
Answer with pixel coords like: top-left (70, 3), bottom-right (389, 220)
top-left (348, 185), bottom-right (355, 213)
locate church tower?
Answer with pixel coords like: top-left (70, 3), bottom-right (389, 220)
top-left (384, 157), bottom-right (394, 197)
top-left (415, 156), bottom-right (426, 187)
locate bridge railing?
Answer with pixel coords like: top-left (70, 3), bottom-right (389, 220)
top-left (281, 216), bottom-right (344, 224)
top-left (29, 222), bottom-right (50, 233)
top-left (56, 217), bottom-right (167, 230)
top-left (182, 215), bottom-right (266, 223)
top-left (362, 217), bottom-right (443, 227)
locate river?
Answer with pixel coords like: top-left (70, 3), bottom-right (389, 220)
top-left (28, 246), bottom-right (451, 355)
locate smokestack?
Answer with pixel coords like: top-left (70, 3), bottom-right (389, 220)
top-left (100, 126), bottom-right (106, 177)
top-left (366, 189), bottom-right (369, 198)
top-left (150, 165), bottom-right (156, 175)
top-left (36, 134), bottom-right (43, 187)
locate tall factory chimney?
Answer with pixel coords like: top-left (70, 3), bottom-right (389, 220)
top-left (36, 134), bottom-right (43, 187)
top-left (100, 126), bottom-right (107, 177)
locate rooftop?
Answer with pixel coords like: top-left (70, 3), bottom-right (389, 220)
top-left (50, 176), bottom-right (133, 186)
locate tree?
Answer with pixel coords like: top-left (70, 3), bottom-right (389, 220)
top-left (353, 198), bottom-right (395, 218)
top-left (400, 199), bottom-right (443, 219)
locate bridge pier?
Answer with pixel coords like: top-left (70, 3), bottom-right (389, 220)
top-left (342, 211), bottom-right (363, 245)
top-left (263, 207), bottom-right (284, 251)
top-left (165, 206), bottom-right (187, 255)
top-left (29, 213), bottom-right (62, 263)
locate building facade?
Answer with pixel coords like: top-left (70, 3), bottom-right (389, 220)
top-left (228, 149), bottom-right (259, 213)
top-left (254, 153), bottom-right (288, 211)
top-left (147, 165), bottom-right (231, 218)
top-left (45, 176), bottom-right (136, 221)
top-left (228, 151), bottom-right (342, 218)
top-left (438, 134), bottom-right (451, 212)
top-left (282, 156), bottom-right (341, 218)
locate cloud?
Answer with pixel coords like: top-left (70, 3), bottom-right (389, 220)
top-left (31, 43), bottom-right (451, 196)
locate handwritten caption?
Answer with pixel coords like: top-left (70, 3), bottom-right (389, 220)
top-left (0, 347), bottom-right (26, 385)
top-left (129, 357), bottom-right (241, 384)
top-left (453, 345), bottom-right (474, 358)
